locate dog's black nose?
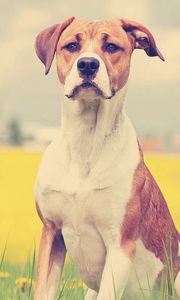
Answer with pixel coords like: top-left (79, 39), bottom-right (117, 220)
top-left (77, 57), bottom-right (100, 78)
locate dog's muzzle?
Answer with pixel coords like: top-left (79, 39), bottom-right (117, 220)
top-left (64, 53), bottom-right (114, 100)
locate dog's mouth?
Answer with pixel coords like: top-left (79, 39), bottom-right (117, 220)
top-left (65, 81), bottom-right (115, 100)
top-left (81, 81), bottom-right (96, 89)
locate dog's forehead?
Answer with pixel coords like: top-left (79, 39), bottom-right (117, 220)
top-left (60, 18), bottom-right (128, 42)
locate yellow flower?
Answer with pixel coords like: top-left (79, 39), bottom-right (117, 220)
top-left (78, 279), bottom-right (87, 290)
top-left (0, 272), bottom-right (11, 279)
top-left (15, 277), bottom-right (34, 292)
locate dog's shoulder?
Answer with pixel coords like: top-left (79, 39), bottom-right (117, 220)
top-left (122, 157), bottom-right (179, 263)
top-left (140, 164), bottom-right (179, 262)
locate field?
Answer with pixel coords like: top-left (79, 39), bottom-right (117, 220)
top-left (0, 150), bottom-right (180, 299)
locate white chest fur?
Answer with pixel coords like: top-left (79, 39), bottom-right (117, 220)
top-left (35, 94), bottom-right (140, 289)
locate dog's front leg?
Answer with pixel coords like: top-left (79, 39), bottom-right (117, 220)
top-left (34, 221), bottom-right (66, 300)
top-left (97, 243), bottom-right (134, 300)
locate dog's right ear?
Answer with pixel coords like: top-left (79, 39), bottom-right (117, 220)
top-left (35, 17), bottom-right (75, 75)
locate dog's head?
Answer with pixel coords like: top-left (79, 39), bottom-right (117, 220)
top-left (35, 17), bottom-right (164, 101)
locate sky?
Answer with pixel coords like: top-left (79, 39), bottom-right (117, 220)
top-left (0, 0), bottom-right (180, 137)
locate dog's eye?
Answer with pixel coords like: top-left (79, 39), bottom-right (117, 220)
top-left (64, 42), bottom-right (80, 52)
top-left (104, 43), bottom-right (121, 53)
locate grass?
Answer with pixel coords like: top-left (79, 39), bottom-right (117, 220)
top-left (0, 249), bottom-right (87, 300)
top-left (0, 248), bottom-right (179, 300)
top-left (0, 150), bottom-right (180, 299)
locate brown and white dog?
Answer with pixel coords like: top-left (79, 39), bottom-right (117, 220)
top-left (34, 17), bottom-right (180, 300)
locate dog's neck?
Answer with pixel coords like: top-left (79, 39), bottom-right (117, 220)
top-left (60, 85), bottom-right (134, 173)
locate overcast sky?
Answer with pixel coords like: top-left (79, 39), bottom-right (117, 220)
top-left (0, 0), bottom-right (180, 137)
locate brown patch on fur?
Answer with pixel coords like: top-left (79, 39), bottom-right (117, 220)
top-left (121, 146), bottom-right (145, 249)
top-left (34, 221), bottom-right (66, 300)
top-left (121, 145), bottom-right (180, 279)
top-left (122, 240), bottom-right (136, 259)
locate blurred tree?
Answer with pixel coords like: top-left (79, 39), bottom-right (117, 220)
top-left (7, 118), bottom-right (24, 146)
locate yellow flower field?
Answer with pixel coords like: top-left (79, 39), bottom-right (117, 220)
top-left (0, 150), bottom-right (180, 264)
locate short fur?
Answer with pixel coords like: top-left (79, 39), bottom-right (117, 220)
top-left (34, 17), bottom-right (179, 300)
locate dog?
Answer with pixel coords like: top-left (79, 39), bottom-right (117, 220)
top-left (34, 17), bottom-right (180, 300)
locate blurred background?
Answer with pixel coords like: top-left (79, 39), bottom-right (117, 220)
top-left (0, 0), bottom-right (180, 264)
top-left (0, 0), bottom-right (180, 151)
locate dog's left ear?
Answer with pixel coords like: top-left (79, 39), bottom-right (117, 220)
top-left (35, 17), bottom-right (75, 75)
top-left (120, 18), bottom-right (165, 61)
